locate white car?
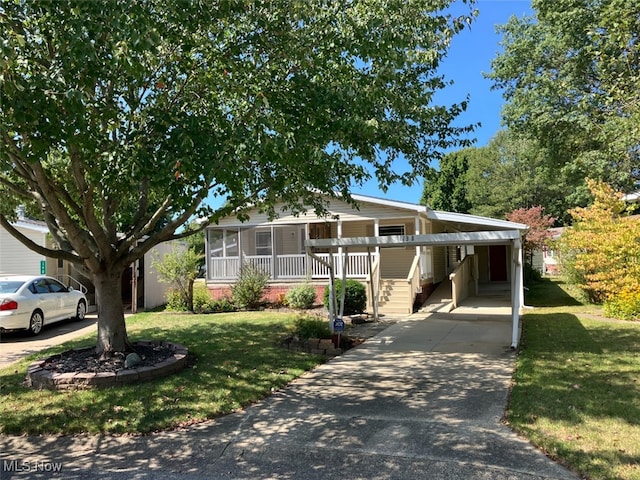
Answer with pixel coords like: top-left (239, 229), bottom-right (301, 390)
top-left (0, 275), bottom-right (87, 336)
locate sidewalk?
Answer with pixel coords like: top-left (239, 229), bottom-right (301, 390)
top-left (0, 303), bottom-right (579, 479)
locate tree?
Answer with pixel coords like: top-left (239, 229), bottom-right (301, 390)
top-left (487, 0), bottom-right (640, 197)
top-left (558, 180), bottom-right (640, 303)
top-left (505, 206), bottom-right (555, 272)
top-left (1, 1), bottom-right (477, 356)
top-left (466, 131), bottom-right (570, 223)
top-left (152, 246), bottom-right (201, 313)
top-left (423, 130), bottom-right (574, 223)
top-left (421, 149), bottom-right (472, 213)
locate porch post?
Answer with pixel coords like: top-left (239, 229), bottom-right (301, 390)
top-left (305, 223), bottom-right (312, 279)
top-left (270, 224), bottom-right (276, 279)
top-left (237, 228), bottom-right (243, 266)
top-left (337, 220), bottom-right (343, 277)
top-left (367, 248), bottom-right (379, 321)
top-left (414, 216), bottom-right (420, 258)
top-left (374, 218), bottom-right (380, 264)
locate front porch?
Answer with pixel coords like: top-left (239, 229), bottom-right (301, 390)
top-left (206, 221), bottom-right (433, 284)
top-left (208, 251), bottom-right (377, 281)
top-left (206, 221), bottom-right (435, 315)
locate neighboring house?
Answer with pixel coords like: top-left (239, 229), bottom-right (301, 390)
top-left (541, 227), bottom-right (564, 276)
top-left (0, 211), bottom-right (175, 311)
top-left (205, 194), bottom-right (528, 338)
top-left (0, 215), bottom-right (50, 277)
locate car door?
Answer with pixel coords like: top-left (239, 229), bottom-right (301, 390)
top-left (45, 278), bottom-right (74, 320)
top-left (29, 279), bottom-right (60, 323)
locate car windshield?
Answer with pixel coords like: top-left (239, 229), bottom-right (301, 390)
top-left (0, 281), bottom-right (25, 294)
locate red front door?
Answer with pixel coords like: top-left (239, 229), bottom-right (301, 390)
top-left (489, 245), bottom-right (508, 282)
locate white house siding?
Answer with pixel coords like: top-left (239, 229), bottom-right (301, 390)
top-left (380, 247), bottom-right (414, 278)
top-left (279, 226), bottom-right (302, 254)
top-left (0, 225), bottom-right (47, 275)
top-left (342, 220), bottom-right (371, 253)
top-left (431, 246), bottom-right (447, 283)
top-left (144, 241), bottom-right (184, 310)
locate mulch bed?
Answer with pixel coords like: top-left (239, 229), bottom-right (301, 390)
top-left (42, 342), bottom-right (175, 374)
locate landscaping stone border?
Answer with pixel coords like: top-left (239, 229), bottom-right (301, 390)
top-left (281, 337), bottom-right (343, 357)
top-left (25, 341), bottom-right (188, 390)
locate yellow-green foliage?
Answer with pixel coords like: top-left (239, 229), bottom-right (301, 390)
top-left (604, 286), bottom-right (640, 321)
top-left (558, 180), bottom-right (640, 306)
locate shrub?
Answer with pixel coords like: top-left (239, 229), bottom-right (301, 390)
top-left (192, 283), bottom-right (214, 313)
top-left (292, 315), bottom-right (332, 339)
top-left (285, 284), bottom-right (317, 310)
top-left (211, 297), bottom-right (236, 313)
top-left (231, 263), bottom-right (270, 310)
top-left (165, 288), bottom-right (188, 311)
top-left (323, 279), bottom-right (366, 315)
top-left (603, 287), bottom-right (640, 321)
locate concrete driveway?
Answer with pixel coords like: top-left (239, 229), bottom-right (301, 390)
top-left (0, 314), bottom-right (97, 368)
top-left (0, 299), bottom-right (578, 479)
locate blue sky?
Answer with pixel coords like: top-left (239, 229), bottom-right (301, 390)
top-left (353, 0), bottom-right (534, 204)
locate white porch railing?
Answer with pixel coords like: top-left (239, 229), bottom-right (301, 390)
top-left (209, 252), bottom-right (376, 281)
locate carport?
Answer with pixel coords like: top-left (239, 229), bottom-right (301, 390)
top-left (306, 229), bottom-right (524, 348)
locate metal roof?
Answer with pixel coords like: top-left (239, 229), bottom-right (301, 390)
top-left (306, 230), bottom-right (523, 249)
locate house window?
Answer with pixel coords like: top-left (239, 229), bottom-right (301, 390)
top-left (256, 231), bottom-right (272, 256)
top-left (379, 225), bottom-right (405, 236)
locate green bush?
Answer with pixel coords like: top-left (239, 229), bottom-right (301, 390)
top-left (192, 283), bottom-right (214, 313)
top-left (292, 315), bottom-right (332, 339)
top-left (285, 284), bottom-right (317, 310)
top-left (323, 279), bottom-right (366, 315)
top-left (165, 288), bottom-right (188, 311)
top-left (603, 287), bottom-right (640, 321)
top-left (211, 297), bottom-right (236, 313)
top-left (231, 263), bottom-right (270, 310)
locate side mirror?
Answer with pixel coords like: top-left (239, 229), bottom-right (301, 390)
top-left (67, 286), bottom-right (74, 292)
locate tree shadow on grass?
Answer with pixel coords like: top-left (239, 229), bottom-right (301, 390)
top-left (525, 278), bottom-right (583, 308)
top-left (0, 318), bottom-right (323, 435)
top-left (513, 311), bottom-right (640, 480)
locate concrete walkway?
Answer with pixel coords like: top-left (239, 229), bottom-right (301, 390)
top-left (0, 301), bottom-right (579, 480)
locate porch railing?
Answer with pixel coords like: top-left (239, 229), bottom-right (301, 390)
top-left (209, 252), bottom-right (376, 281)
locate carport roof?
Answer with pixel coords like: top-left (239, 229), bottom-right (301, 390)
top-left (428, 210), bottom-right (528, 232)
top-left (307, 230), bottom-right (523, 249)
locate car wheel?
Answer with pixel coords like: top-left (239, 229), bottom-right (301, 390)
top-left (75, 300), bottom-right (87, 321)
top-left (29, 311), bottom-right (44, 336)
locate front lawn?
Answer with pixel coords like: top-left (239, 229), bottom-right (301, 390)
top-left (0, 311), bottom-right (325, 435)
top-left (509, 278), bottom-right (640, 480)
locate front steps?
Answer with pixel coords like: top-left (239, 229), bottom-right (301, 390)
top-left (377, 279), bottom-right (413, 315)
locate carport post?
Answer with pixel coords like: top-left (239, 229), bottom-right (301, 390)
top-left (511, 238), bottom-right (523, 348)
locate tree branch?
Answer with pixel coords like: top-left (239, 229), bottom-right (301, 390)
top-left (0, 214), bottom-right (81, 264)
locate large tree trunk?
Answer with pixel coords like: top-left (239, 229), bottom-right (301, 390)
top-left (93, 268), bottom-right (131, 356)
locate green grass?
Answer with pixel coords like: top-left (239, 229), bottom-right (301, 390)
top-left (0, 311), bottom-right (325, 435)
top-left (510, 278), bottom-right (640, 480)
